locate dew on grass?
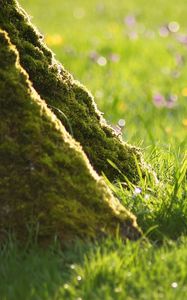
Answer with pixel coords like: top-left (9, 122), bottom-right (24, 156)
top-left (171, 282), bottom-right (178, 288)
top-left (168, 21), bottom-right (180, 33)
top-left (97, 56), bottom-right (107, 66)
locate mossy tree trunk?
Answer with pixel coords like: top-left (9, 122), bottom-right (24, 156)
top-left (0, 29), bottom-right (141, 243)
top-left (0, 0), bottom-right (150, 183)
top-left (0, 0), bottom-right (155, 244)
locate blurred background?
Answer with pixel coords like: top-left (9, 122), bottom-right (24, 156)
top-left (20, 0), bottom-right (187, 152)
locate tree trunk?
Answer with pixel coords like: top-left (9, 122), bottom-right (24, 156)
top-left (0, 0), bottom-right (150, 183)
top-left (0, 29), bottom-right (141, 243)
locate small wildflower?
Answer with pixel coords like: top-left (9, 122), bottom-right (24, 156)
top-left (124, 14), bottom-right (136, 27)
top-left (159, 26), bottom-right (169, 37)
top-left (89, 51), bottom-right (98, 61)
top-left (182, 119), bottom-right (187, 127)
top-left (177, 34), bottom-right (187, 45)
top-left (118, 119), bottom-right (126, 128)
top-left (70, 264), bottom-right (75, 270)
top-left (165, 102), bottom-right (176, 109)
top-left (153, 93), bottom-right (166, 107)
top-left (97, 56), bottom-right (107, 66)
top-left (45, 34), bottom-right (64, 46)
top-left (109, 53), bottom-right (120, 62)
top-left (108, 23), bottom-right (120, 34)
top-left (134, 187), bottom-right (142, 195)
top-left (77, 276), bottom-right (82, 281)
top-left (165, 127), bottom-right (172, 134)
top-left (171, 282), bottom-right (178, 288)
top-left (111, 125), bottom-right (122, 136)
top-left (182, 87), bottom-right (187, 97)
top-left (118, 101), bottom-right (128, 111)
top-left (168, 21), bottom-right (180, 33)
top-left (165, 94), bottom-right (178, 108)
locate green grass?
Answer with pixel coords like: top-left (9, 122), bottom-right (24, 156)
top-left (1, 0), bottom-right (187, 299)
top-left (1, 237), bottom-right (187, 299)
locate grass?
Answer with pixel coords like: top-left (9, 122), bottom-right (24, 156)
top-left (1, 0), bottom-right (187, 299)
top-left (1, 237), bottom-right (187, 299)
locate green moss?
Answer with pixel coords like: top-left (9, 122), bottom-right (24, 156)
top-left (0, 0), bottom-right (152, 183)
top-left (0, 29), bottom-right (141, 243)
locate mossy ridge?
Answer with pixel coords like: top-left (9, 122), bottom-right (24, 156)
top-left (0, 29), bottom-right (141, 243)
top-left (0, 0), bottom-right (149, 183)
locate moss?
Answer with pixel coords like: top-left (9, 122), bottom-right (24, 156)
top-left (0, 0), bottom-right (152, 183)
top-left (0, 29), bottom-right (141, 243)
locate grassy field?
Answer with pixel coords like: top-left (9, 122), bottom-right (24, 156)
top-left (1, 0), bottom-right (187, 299)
